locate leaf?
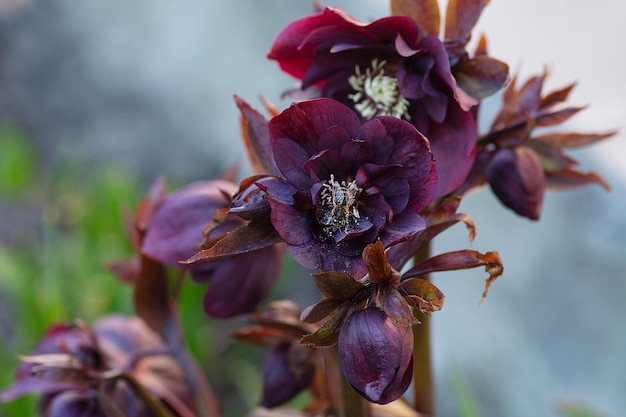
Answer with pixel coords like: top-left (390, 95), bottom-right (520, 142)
top-left (491, 73), bottom-right (545, 131)
top-left (235, 95), bottom-right (281, 176)
top-left (311, 271), bottom-right (364, 300)
top-left (526, 140), bottom-right (577, 172)
top-left (399, 278), bottom-right (445, 314)
top-left (545, 168), bottom-right (611, 191)
top-left (533, 131), bottom-right (616, 149)
top-left (534, 103), bottom-right (585, 127)
top-left (444, 0), bottom-right (490, 44)
top-left (301, 303), bottom-right (351, 347)
top-left (390, 0), bottom-right (440, 38)
top-left (539, 82), bottom-right (576, 108)
top-left (454, 56), bottom-right (509, 100)
top-left (362, 239), bottom-right (398, 285)
top-left (301, 298), bottom-right (345, 324)
top-left (474, 33), bottom-right (488, 56)
top-left (403, 250), bottom-right (503, 303)
top-left (184, 215), bottom-right (282, 263)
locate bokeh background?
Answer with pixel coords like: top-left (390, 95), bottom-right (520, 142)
top-left (0, 1), bottom-right (624, 417)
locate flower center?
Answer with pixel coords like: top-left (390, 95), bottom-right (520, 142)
top-left (316, 174), bottom-right (362, 237)
top-left (348, 59), bottom-right (410, 120)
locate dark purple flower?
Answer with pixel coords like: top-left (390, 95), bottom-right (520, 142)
top-left (1, 316), bottom-right (193, 417)
top-left (458, 73), bottom-right (613, 219)
top-left (338, 307), bottom-right (413, 404)
top-left (141, 180), bottom-right (284, 318)
top-left (267, 7), bottom-right (476, 198)
top-left (260, 343), bottom-right (315, 408)
top-left (258, 98), bottom-right (437, 276)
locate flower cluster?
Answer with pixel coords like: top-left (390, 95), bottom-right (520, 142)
top-left (2, 0), bottom-right (612, 416)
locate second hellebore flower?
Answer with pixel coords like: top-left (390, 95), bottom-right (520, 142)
top-left (258, 98), bottom-right (437, 277)
top-left (141, 180), bottom-right (283, 318)
top-left (267, 7), bottom-right (477, 198)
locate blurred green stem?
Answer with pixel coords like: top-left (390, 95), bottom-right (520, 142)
top-left (326, 346), bottom-right (372, 417)
top-left (412, 242), bottom-right (434, 416)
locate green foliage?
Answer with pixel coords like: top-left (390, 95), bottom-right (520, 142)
top-left (0, 165), bottom-right (139, 416)
top-left (448, 365), bottom-right (484, 417)
top-left (0, 123), bottom-right (36, 197)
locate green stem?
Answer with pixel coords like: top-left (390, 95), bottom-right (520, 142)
top-left (325, 347), bottom-right (372, 417)
top-left (412, 242), bottom-right (435, 416)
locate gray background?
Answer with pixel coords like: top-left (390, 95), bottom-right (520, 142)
top-left (0, 0), bottom-right (624, 416)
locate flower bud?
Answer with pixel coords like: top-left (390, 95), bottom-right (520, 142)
top-left (338, 307), bottom-right (413, 404)
top-left (260, 343), bottom-right (314, 408)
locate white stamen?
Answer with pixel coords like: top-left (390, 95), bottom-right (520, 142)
top-left (348, 59), bottom-right (410, 120)
top-left (317, 174), bottom-right (362, 236)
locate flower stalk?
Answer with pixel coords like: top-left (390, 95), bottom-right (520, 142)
top-left (412, 242), bottom-right (434, 416)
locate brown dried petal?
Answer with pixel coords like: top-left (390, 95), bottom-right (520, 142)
top-left (390, 0), bottom-right (440, 38)
top-left (402, 250), bottom-right (503, 303)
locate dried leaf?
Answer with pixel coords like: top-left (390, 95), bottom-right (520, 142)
top-left (444, 0), bottom-right (490, 44)
top-left (545, 168), bottom-right (611, 191)
top-left (185, 216), bottom-right (282, 263)
top-left (474, 33), bottom-right (488, 56)
top-left (539, 82), bottom-right (576, 108)
top-left (399, 278), bottom-right (444, 315)
top-left (491, 73), bottom-right (544, 130)
top-left (402, 250), bottom-right (503, 303)
top-left (362, 240), bottom-right (397, 285)
top-left (534, 103), bottom-right (585, 127)
top-left (390, 0), bottom-right (440, 38)
top-left (533, 131), bottom-right (616, 149)
top-left (235, 95), bottom-right (281, 176)
top-left (526, 140), bottom-right (577, 172)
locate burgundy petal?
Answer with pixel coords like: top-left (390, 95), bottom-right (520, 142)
top-left (487, 147), bottom-right (545, 220)
top-left (142, 180), bottom-right (237, 267)
top-left (338, 307), bottom-right (413, 404)
top-left (202, 245), bottom-right (284, 319)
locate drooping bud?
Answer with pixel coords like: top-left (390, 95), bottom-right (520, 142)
top-left (260, 343), bottom-right (315, 408)
top-left (337, 307), bottom-right (413, 404)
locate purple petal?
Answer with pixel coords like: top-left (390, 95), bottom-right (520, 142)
top-left (202, 245), bottom-right (284, 319)
top-left (487, 147), bottom-right (545, 220)
top-left (142, 180), bottom-right (237, 267)
top-left (338, 307), bottom-right (413, 404)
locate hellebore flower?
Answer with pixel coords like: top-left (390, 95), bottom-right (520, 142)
top-left (458, 72), bottom-right (613, 219)
top-left (141, 180), bottom-right (284, 318)
top-left (258, 98), bottom-right (437, 277)
top-left (267, 6), bottom-right (476, 197)
top-left (1, 316), bottom-right (193, 417)
top-left (299, 240), bottom-right (446, 404)
top-left (338, 307), bottom-right (414, 404)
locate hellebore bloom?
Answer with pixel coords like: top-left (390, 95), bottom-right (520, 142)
top-left (458, 73), bottom-right (613, 219)
top-left (267, 7), bottom-right (476, 197)
top-left (141, 180), bottom-right (284, 318)
top-left (338, 307), bottom-right (413, 404)
top-left (299, 240), bottom-right (446, 403)
top-left (258, 98), bottom-right (437, 276)
top-left (1, 316), bottom-right (192, 417)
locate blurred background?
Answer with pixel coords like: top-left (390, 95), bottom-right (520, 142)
top-left (0, 0), bottom-right (623, 416)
